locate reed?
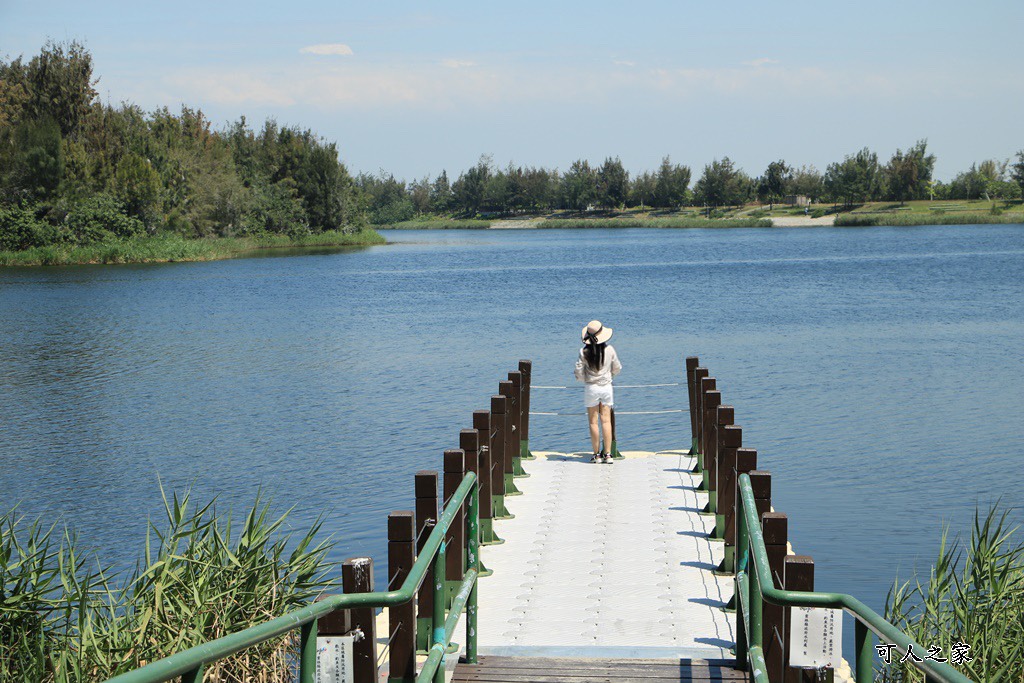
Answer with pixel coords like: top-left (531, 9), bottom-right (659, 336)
top-left (0, 229), bottom-right (385, 267)
top-left (835, 213), bottom-right (1024, 227)
top-left (0, 489), bottom-right (336, 682)
top-left (538, 217), bottom-right (772, 229)
top-left (883, 505), bottom-right (1024, 681)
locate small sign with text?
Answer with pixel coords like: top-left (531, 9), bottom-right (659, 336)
top-left (316, 635), bottom-right (355, 683)
top-left (789, 607), bottom-right (842, 668)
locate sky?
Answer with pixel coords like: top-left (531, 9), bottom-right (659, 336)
top-left (2, 0), bottom-right (1022, 182)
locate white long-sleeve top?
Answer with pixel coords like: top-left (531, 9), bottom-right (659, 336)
top-left (574, 344), bottom-right (622, 386)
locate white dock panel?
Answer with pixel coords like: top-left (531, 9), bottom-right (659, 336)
top-left (474, 449), bottom-right (734, 657)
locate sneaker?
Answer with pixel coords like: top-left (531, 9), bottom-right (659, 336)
top-left (599, 452), bottom-right (610, 464)
top-left (604, 454), bottom-right (614, 464)
top-left (590, 453), bottom-right (601, 463)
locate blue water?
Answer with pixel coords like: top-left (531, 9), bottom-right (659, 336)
top-left (1, 225), bottom-right (1022, 628)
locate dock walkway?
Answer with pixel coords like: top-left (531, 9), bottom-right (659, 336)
top-left (472, 448), bottom-right (733, 660)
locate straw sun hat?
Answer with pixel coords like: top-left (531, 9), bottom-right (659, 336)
top-left (581, 320), bottom-right (613, 345)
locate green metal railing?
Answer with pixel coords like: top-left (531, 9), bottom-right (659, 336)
top-left (105, 472), bottom-right (481, 683)
top-left (735, 473), bottom-right (973, 683)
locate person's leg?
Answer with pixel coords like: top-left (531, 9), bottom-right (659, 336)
top-left (599, 403), bottom-right (613, 457)
top-left (587, 406), bottom-right (601, 456)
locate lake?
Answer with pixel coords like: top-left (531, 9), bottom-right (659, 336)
top-left (1, 224), bottom-right (1022, 621)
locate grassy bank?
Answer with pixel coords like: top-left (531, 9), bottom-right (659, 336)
top-left (835, 212), bottom-right (1024, 227)
top-left (0, 228), bottom-right (385, 266)
top-left (538, 216), bottom-right (773, 229)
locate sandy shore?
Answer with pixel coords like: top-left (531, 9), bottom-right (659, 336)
top-left (769, 214), bottom-right (836, 227)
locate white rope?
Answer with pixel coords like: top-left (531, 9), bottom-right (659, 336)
top-left (529, 409), bottom-right (684, 416)
top-left (531, 383), bottom-right (682, 389)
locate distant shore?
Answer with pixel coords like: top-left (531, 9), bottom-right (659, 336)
top-left (0, 228), bottom-right (385, 267)
top-left (381, 200), bottom-right (1024, 231)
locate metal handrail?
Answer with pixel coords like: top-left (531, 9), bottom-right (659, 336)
top-left (735, 473), bottom-right (973, 683)
top-left (105, 472), bottom-right (480, 683)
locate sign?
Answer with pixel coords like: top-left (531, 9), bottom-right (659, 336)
top-left (316, 635), bottom-right (355, 683)
top-left (789, 607), bottom-right (842, 667)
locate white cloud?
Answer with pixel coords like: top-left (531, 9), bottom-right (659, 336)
top-left (300, 44), bottom-right (354, 56)
top-left (613, 60), bottom-right (636, 67)
top-left (743, 58), bottom-right (780, 68)
top-left (441, 59), bottom-right (475, 69)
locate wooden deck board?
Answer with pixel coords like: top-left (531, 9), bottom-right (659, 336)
top-left (452, 656), bottom-right (747, 682)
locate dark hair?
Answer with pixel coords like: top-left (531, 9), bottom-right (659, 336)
top-left (584, 341), bottom-right (606, 372)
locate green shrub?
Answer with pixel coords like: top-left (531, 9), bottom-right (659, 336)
top-left (810, 209), bottom-right (826, 218)
top-left (65, 195), bottom-right (143, 243)
top-left (0, 204), bottom-right (52, 251)
top-left (834, 214), bottom-right (879, 226)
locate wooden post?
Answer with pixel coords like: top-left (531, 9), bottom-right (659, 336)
top-left (342, 557), bottom-right (377, 683)
top-left (443, 449), bottom-right (465, 606)
top-left (749, 470), bottom-right (772, 520)
top-left (474, 410), bottom-right (502, 544)
top-left (498, 380), bottom-right (521, 496)
top-left (703, 403), bottom-right (732, 512)
top-left (508, 370), bottom-right (528, 478)
top-left (414, 471), bottom-right (438, 653)
top-left (699, 378), bottom-right (717, 462)
top-left (691, 367), bottom-right (709, 472)
top-left (713, 424), bottom-right (741, 543)
top-left (459, 429), bottom-right (490, 576)
top-left (490, 395), bottom-right (512, 519)
top-left (519, 360), bottom-right (535, 459)
top-left (785, 556), bottom-right (832, 682)
top-left (723, 447), bottom-right (758, 573)
top-left (762, 512), bottom-right (788, 683)
top-left (685, 356), bottom-right (700, 456)
top-left (388, 512), bottom-right (416, 682)
top-left (697, 389), bottom-right (721, 492)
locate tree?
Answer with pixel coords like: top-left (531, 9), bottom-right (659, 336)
top-left (596, 157), bottom-right (628, 210)
top-left (789, 165), bottom-right (823, 203)
top-left (756, 160), bottom-right (791, 210)
top-left (429, 170), bottom-right (453, 213)
top-left (1012, 151), bottom-right (1024, 200)
top-left (883, 148), bottom-right (919, 206)
top-left (560, 160), bottom-right (596, 211)
top-left (693, 157), bottom-right (749, 213)
top-left (452, 156), bottom-right (492, 216)
top-left (824, 148), bottom-right (880, 207)
top-left (24, 40), bottom-right (98, 139)
top-left (652, 156), bottom-right (691, 208)
top-left (628, 171), bottom-right (656, 209)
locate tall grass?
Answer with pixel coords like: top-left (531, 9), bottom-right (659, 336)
top-left (0, 228), bottom-right (385, 267)
top-left (835, 213), bottom-right (1024, 227)
top-left (883, 505), bottom-right (1024, 682)
top-left (538, 217), bottom-right (773, 229)
top-left (384, 220), bottom-right (491, 229)
top-left (0, 490), bottom-right (336, 682)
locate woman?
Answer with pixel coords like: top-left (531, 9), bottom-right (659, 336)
top-left (574, 320), bottom-right (622, 463)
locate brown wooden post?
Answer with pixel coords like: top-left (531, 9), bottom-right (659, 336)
top-left (703, 403), bottom-right (732, 511)
top-left (498, 380), bottom-right (521, 496)
top-left (691, 367), bottom-right (709, 471)
top-left (697, 389), bottom-right (721, 493)
top-left (508, 370), bottom-right (528, 478)
top-left (685, 356), bottom-right (700, 456)
top-left (443, 449), bottom-right (465, 605)
top-left (414, 471), bottom-right (438, 652)
top-left (762, 512), bottom-right (788, 683)
top-left (519, 360), bottom-right (535, 459)
top-left (490, 395), bottom-right (512, 518)
top-left (342, 557), bottom-right (377, 683)
top-left (785, 556), bottom-right (831, 682)
top-left (698, 375), bottom-right (715, 463)
top-left (473, 410), bottom-right (501, 544)
top-left (388, 512), bottom-right (416, 682)
top-left (459, 428), bottom-right (490, 576)
top-left (722, 447), bottom-right (757, 573)
top-left (713, 424), bottom-right (741, 543)
top-left (749, 471), bottom-right (772, 520)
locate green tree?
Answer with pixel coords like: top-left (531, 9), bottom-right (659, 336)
top-left (652, 156), bottom-right (691, 208)
top-left (112, 152), bottom-right (161, 225)
top-left (560, 160), bottom-right (596, 211)
top-left (1011, 151), bottom-right (1024, 200)
top-left (883, 148), bottom-right (919, 206)
top-left (824, 148), bottom-right (880, 207)
top-left (628, 171), bottom-right (656, 209)
top-left (756, 160), bottom-right (791, 210)
top-left (452, 155), bottom-right (492, 216)
top-left (430, 170), bottom-right (454, 213)
top-left (24, 40), bottom-right (98, 139)
top-left (789, 165), bottom-right (823, 203)
top-left (9, 116), bottom-right (64, 200)
top-left (693, 157), bottom-right (749, 213)
top-left (596, 157), bottom-right (628, 210)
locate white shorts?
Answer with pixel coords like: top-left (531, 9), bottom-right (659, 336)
top-left (584, 383), bottom-right (614, 408)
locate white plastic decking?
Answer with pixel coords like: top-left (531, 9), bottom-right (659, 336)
top-left (473, 448), bottom-right (734, 659)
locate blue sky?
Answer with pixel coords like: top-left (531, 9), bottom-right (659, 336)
top-left (2, 1), bottom-right (1021, 181)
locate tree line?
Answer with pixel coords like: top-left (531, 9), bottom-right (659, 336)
top-left (3, 41), bottom-right (1024, 251)
top-left (0, 41), bottom-right (362, 251)
top-left (360, 144), bottom-right (1024, 223)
